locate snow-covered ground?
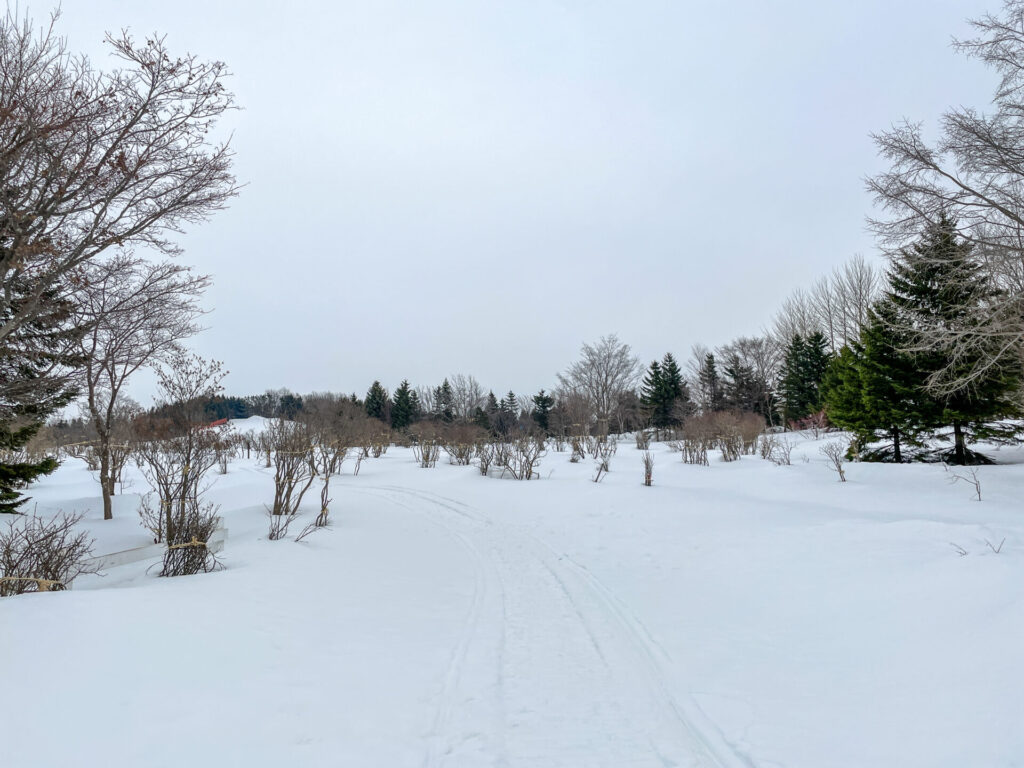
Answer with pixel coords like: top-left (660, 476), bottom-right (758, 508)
top-left (3, 423), bottom-right (1023, 767)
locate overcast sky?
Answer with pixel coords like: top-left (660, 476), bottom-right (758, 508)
top-left (54, 0), bottom-right (995, 401)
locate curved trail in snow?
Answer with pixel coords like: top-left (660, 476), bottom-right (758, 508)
top-left (353, 484), bottom-right (756, 768)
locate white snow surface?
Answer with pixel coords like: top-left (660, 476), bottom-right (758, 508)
top-left (3, 430), bottom-right (1023, 767)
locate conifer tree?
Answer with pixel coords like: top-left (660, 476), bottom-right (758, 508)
top-left (391, 380), bottom-right (416, 430)
top-left (642, 353), bottom-right (690, 427)
top-left (886, 216), bottom-right (1020, 462)
top-left (721, 358), bottom-right (758, 414)
top-left (364, 381), bottom-right (390, 423)
top-left (640, 360), bottom-right (663, 420)
top-left (472, 406), bottom-right (491, 432)
top-left (532, 389), bottom-right (554, 434)
top-left (501, 391), bottom-right (518, 418)
top-left (663, 353), bottom-right (693, 424)
top-left (823, 313), bottom-right (928, 463)
top-left (697, 353), bottom-right (725, 413)
top-left (780, 333), bottom-right (830, 424)
top-left (433, 379), bottom-right (455, 423)
top-left (0, 280), bottom-right (82, 512)
top-left (277, 393), bottom-right (303, 419)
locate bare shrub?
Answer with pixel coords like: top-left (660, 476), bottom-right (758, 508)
top-left (791, 410), bottom-right (828, 440)
top-left (501, 436), bottom-right (546, 480)
top-left (216, 440), bottom-right (231, 474)
top-left (593, 458), bottom-right (610, 483)
top-left (256, 431), bottom-right (273, 467)
top-left (765, 434), bottom-right (793, 466)
top-left (681, 438), bottom-right (709, 466)
top-left (441, 424), bottom-right (488, 466)
top-left (681, 414), bottom-right (715, 466)
top-left (418, 440), bottom-right (441, 468)
top-left (736, 412), bottom-right (765, 455)
top-left (820, 440), bottom-right (848, 482)
top-left (944, 463), bottom-right (982, 501)
top-left (635, 430), bottom-right (651, 450)
top-left (570, 436), bottom-right (586, 463)
top-left (160, 503), bottom-right (221, 577)
top-left (476, 442), bottom-right (494, 475)
top-left (311, 440), bottom-right (347, 527)
top-left (267, 510), bottom-right (297, 541)
top-left (586, 434), bottom-right (617, 461)
top-left (0, 513), bottom-right (97, 595)
top-left (710, 412), bottom-right (743, 462)
top-left (66, 442), bottom-right (101, 471)
top-left (718, 433), bottom-right (743, 462)
top-left (642, 451), bottom-right (653, 486)
top-left (137, 493), bottom-right (167, 544)
top-left (267, 419), bottom-right (316, 518)
top-left (134, 354), bottom-right (225, 547)
top-left (294, 520), bottom-right (324, 543)
top-left (412, 438), bottom-right (441, 468)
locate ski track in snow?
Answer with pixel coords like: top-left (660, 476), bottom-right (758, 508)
top-left (355, 484), bottom-right (756, 768)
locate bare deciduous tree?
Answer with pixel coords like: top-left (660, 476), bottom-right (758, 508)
top-left (868, 2), bottom-right (1024, 394)
top-left (77, 255), bottom-right (209, 520)
top-left (0, 13), bottom-right (236, 416)
top-left (769, 289), bottom-right (821, 349)
top-left (449, 374), bottom-right (486, 421)
top-left (806, 256), bottom-right (879, 354)
top-left (557, 334), bottom-right (641, 433)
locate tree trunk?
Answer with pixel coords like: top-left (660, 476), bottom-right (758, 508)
top-left (953, 420), bottom-right (967, 465)
top-left (99, 442), bottom-right (113, 520)
top-left (892, 427), bottom-right (902, 464)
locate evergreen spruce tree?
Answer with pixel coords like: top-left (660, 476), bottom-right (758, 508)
top-left (277, 392), bottom-right (303, 419)
top-left (640, 360), bottom-right (663, 422)
top-left (780, 335), bottom-right (807, 424)
top-left (0, 277), bottom-right (83, 512)
top-left (437, 379), bottom-right (455, 423)
top-left (501, 391), bottom-right (518, 418)
top-left (0, 422), bottom-right (59, 513)
top-left (642, 353), bottom-right (689, 427)
top-left (391, 380), bottom-right (415, 430)
top-left (489, 391), bottom-right (518, 435)
top-left (660, 353), bottom-right (689, 421)
top-left (485, 391), bottom-right (499, 415)
top-left (886, 215), bottom-right (1020, 462)
top-left (472, 406), bottom-right (491, 432)
top-left (698, 353), bottom-right (725, 413)
top-left (722, 358), bottom-right (759, 414)
top-left (803, 331), bottom-right (831, 409)
top-left (822, 319), bottom-right (928, 463)
top-left (780, 333), bottom-right (830, 424)
top-left (364, 381), bottom-right (390, 423)
top-left (531, 389), bottom-right (554, 434)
